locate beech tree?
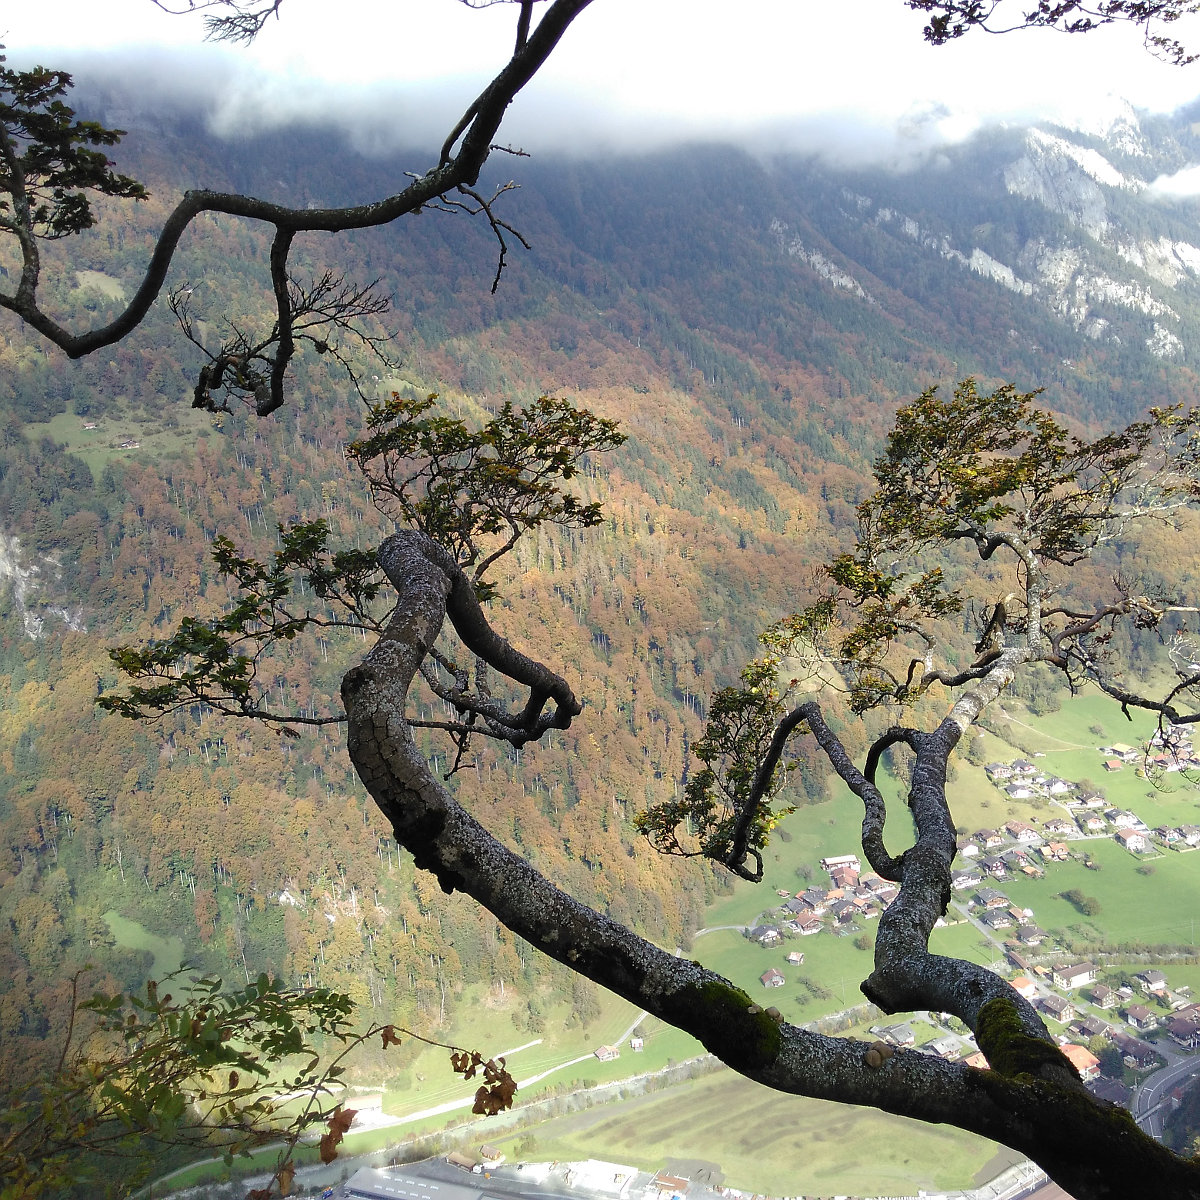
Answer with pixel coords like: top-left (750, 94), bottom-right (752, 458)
top-left (99, 385), bottom-right (1200, 1200)
top-left (7, 4), bottom-right (1200, 1199)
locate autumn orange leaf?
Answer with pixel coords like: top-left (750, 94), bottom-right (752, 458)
top-left (328, 1106), bottom-right (357, 1135)
top-left (318, 1105), bottom-right (358, 1163)
top-left (278, 1161), bottom-right (296, 1196)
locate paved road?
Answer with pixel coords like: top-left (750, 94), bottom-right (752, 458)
top-left (1134, 1048), bottom-right (1200, 1138)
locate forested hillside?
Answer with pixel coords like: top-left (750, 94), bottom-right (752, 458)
top-left (4, 89), bottom-right (1200, 1111)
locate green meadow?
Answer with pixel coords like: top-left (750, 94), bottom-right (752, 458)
top-left (103, 910), bottom-right (187, 981)
top-left (999, 838), bottom-right (1200, 948)
top-left (483, 1068), bottom-right (1016, 1197)
top-left (23, 400), bottom-right (216, 478)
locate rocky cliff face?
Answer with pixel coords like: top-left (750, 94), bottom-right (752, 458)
top-left (759, 98), bottom-right (1200, 371)
top-left (0, 533), bottom-right (86, 640)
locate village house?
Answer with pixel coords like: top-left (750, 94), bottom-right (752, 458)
top-left (1042, 817), bottom-right (1075, 836)
top-left (1005, 782), bottom-right (1035, 800)
top-left (786, 951), bottom-right (805, 965)
top-left (630, 1035), bottom-right (644, 1051)
top-left (1108, 809), bottom-right (1145, 829)
top-left (1149, 752), bottom-right (1181, 773)
top-left (956, 837), bottom-right (981, 858)
top-left (1089, 1077), bottom-right (1131, 1107)
top-left (1180, 825), bottom-right (1200, 847)
top-left (1011, 760), bottom-right (1037, 776)
top-left (873, 1022), bottom-right (916, 1047)
top-left (1005, 820), bottom-right (1040, 843)
top-left (1138, 969), bottom-right (1168, 995)
top-left (975, 829), bottom-right (1005, 850)
top-left (793, 913), bottom-right (822, 936)
top-left (1076, 791), bottom-right (1107, 808)
top-left (1124, 1003), bottom-right (1157, 1031)
top-left (748, 925), bottom-right (782, 946)
top-left (1053, 962), bottom-right (1097, 990)
top-left (1044, 777), bottom-right (1073, 795)
top-left (1150, 724), bottom-right (1190, 750)
top-left (979, 855), bottom-right (1009, 879)
top-left (1079, 814), bottom-right (1107, 833)
top-left (820, 853), bottom-right (861, 873)
top-left (1011, 976), bottom-right (1038, 1000)
top-left (925, 1035), bottom-right (960, 1059)
top-left (760, 968), bottom-right (785, 988)
top-left (1016, 925), bottom-right (1047, 947)
top-left (1072, 1015), bottom-right (1112, 1041)
top-left (974, 888), bottom-right (1009, 909)
top-left (594, 1045), bottom-right (620, 1061)
top-left (1041, 995), bottom-right (1075, 1023)
top-left (798, 887), bottom-right (829, 914)
top-left (1001, 849), bottom-right (1034, 874)
top-left (1102, 759), bottom-right (1124, 773)
top-left (651, 1173), bottom-right (690, 1198)
top-left (1113, 1034), bottom-right (1158, 1070)
top-left (1060, 1044), bottom-right (1101, 1082)
top-left (1115, 828), bottom-right (1148, 853)
top-left (985, 763), bottom-right (1014, 781)
top-left (982, 909), bottom-right (1013, 931)
top-left (951, 869), bottom-right (982, 891)
top-left (1041, 841), bottom-right (1070, 862)
top-left (1089, 983), bottom-right (1118, 1009)
top-left (829, 864), bottom-right (860, 889)
top-left (1166, 1010), bottom-right (1200, 1050)
top-left (1101, 743), bottom-right (1139, 761)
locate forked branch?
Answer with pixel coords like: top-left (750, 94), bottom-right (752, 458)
top-left (342, 527), bottom-right (1199, 1200)
top-left (1, 0), bottom-right (597, 413)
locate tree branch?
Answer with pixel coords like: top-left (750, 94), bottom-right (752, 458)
top-left (2, 0), bottom-right (596, 410)
top-left (341, 533), bottom-right (1200, 1200)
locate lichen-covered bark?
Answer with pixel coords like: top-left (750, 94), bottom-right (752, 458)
top-left (343, 531), bottom-right (1200, 1200)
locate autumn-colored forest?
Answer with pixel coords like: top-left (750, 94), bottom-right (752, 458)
top-left (4, 102), bottom-right (1200, 1102)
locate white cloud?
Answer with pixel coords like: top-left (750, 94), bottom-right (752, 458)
top-left (9, 0), bottom-right (1200, 164)
top-left (1149, 164), bottom-right (1200, 198)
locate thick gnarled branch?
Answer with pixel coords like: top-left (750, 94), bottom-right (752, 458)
top-left (342, 532), bottom-right (1199, 1200)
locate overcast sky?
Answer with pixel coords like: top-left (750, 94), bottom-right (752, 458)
top-left (9, 1), bottom-right (1200, 164)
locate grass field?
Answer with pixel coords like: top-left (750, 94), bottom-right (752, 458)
top-left (482, 1067), bottom-right (1017, 1196)
top-left (380, 982), bottom-right (709, 1120)
top-left (103, 909), bottom-right (186, 981)
top-left (24, 401), bottom-right (215, 478)
top-left (998, 839), bottom-right (1200, 947)
top-left (694, 926), bottom-right (876, 1025)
